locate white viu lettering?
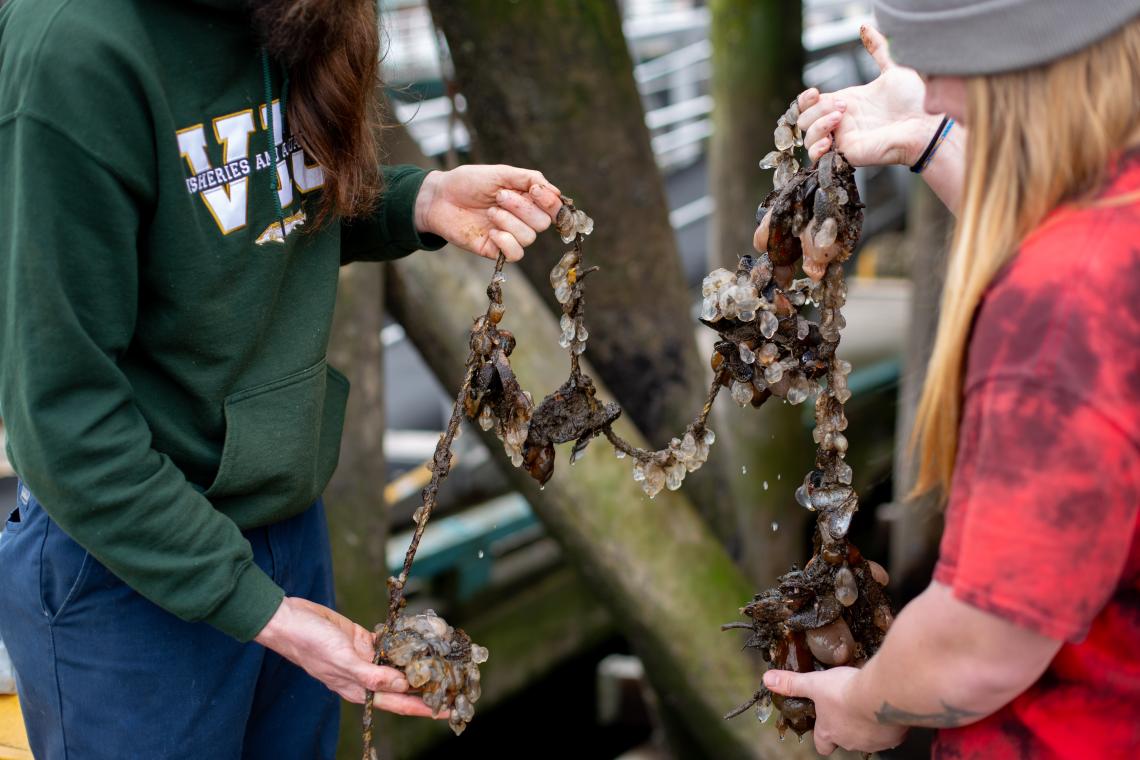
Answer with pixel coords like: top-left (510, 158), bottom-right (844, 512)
top-left (176, 114), bottom-right (253, 235)
top-left (291, 148), bottom-right (325, 193)
top-left (259, 101), bottom-right (294, 210)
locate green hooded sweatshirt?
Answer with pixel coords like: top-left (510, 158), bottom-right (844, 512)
top-left (0, 0), bottom-right (444, 640)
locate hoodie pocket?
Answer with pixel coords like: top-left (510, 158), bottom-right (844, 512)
top-left (205, 359), bottom-right (349, 520)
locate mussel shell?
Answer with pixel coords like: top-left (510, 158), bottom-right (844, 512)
top-left (771, 694), bottom-right (816, 737)
top-left (805, 617), bottom-right (856, 666)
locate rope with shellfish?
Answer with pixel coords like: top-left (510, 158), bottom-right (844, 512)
top-left (362, 98), bottom-right (885, 756)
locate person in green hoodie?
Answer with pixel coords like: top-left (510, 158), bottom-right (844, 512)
top-left (0, 0), bottom-right (565, 756)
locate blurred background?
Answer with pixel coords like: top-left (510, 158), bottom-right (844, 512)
top-left (0, 1), bottom-right (953, 758)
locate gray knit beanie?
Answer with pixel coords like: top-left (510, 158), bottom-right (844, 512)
top-left (874, 0), bottom-right (1140, 75)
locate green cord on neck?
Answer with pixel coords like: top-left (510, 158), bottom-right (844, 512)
top-left (261, 49), bottom-right (288, 239)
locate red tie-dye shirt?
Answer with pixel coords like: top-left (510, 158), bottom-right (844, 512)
top-left (932, 152), bottom-right (1140, 759)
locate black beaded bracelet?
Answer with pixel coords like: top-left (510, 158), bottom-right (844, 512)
top-left (910, 116), bottom-right (954, 174)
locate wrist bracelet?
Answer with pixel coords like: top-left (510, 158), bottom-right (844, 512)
top-left (910, 116), bottom-right (954, 174)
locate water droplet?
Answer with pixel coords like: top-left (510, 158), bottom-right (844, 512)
top-left (763, 480), bottom-right (768, 490)
top-left (777, 473), bottom-right (781, 480)
top-left (477, 549), bottom-right (485, 559)
top-left (771, 521), bottom-right (779, 531)
top-left (742, 465), bottom-right (748, 475)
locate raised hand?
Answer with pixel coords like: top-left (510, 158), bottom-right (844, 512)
top-left (414, 164), bottom-right (563, 262)
top-left (797, 26), bottom-right (941, 166)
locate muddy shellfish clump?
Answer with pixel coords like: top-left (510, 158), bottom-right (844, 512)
top-left (378, 611), bottom-right (488, 736)
top-left (721, 101), bottom-right (894, 741)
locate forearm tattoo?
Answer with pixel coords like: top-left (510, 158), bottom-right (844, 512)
top-left (875, 700), bottom-right (982, 728)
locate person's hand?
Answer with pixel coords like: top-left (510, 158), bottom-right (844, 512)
top-left (762, 667), bottom-right (906, 756)
top-left (414, 164), bottom-right (563, 262)
top-left (797, 26), bottom-right (942, 166)
top-left (254, 597), bottom-right (445, 718)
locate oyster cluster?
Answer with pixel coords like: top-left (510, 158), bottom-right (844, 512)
top-left (521, 375), bottom-right (621, 485)
top-left (550, 200), bottom-right (596, 353)
top-left (728, 542), bottom-right (893, 737)
top-left (758, 149), bottom-right (861, 284)
top-left (702, 256), bottom-right (836, 411)
top-left (464, 272), bottom-right (535, 468)
top-left (551, 250), bottom-right (590, 353)
top-left (761, 100), bottom-right (805, 189)
top-left (555, 201), bottom-right (595, 244)
top-left (379, 610), bottom-right (489, 736)
top-left (722, 103), bottom-right (893, 741)
top-left (701, 117), bottom-right (861, 423)
top-left (629, 425), bottom-right (715, 499)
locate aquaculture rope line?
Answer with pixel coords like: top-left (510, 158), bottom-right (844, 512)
top-left (361, 100), bottom-right (891, 757)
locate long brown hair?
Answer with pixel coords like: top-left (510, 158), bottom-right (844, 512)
top-left (253, 0), bottom-right (384, 227)
top-left (911, 18), bottom-right (1140, 497)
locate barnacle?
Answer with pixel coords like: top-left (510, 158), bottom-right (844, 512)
top-left (722, 100), bottom-right (893, 741)
top-left (378, 610), bottom-right (488, 736)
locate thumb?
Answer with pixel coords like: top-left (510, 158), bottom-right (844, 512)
top-left (356, 661), bottom-right (410, 694)
top-left (764, 669), bottom-right (814, 699)
top-left (859, 25), bottom-right (894, 72)
top-left (496, 165), bottom-right (561, 197)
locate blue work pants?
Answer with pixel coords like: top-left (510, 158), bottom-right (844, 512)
top-left (0, 486), bottom-right (339, 759)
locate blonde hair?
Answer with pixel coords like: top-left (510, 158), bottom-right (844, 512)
top-left (911, 18), bottom-right (1140, 497)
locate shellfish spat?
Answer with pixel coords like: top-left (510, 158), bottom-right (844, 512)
top-left (379, 610), bottom-right (489, 737)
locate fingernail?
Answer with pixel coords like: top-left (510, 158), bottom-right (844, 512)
top-left (529, 184), bottom-right (543, 196)
top-left (835, 100), bottom-right (846, 110)
top-left (496, 189), bottom-right (510, 202)
top-left (763, 671), bottom-right (778, 688)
